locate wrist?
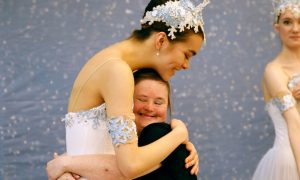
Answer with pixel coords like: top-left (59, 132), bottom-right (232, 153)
top-left (61, 155), bottom-right (72, 172)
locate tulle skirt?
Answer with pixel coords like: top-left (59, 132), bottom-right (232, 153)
top-left (252, 146), bottom-right (299, 180)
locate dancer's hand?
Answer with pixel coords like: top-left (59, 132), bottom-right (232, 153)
top-left (57, 172), bottom-right (76, 180)
top-left (184, 141), bottom-right (199, 175)
top-left (292, 84), bottom-right (300, 100)
top-left (71, 173), bottom-right (81, 179)
top-left (170, 119), bottom-right (188, 143)
top-left (46, 152), bottom-right (70, 180)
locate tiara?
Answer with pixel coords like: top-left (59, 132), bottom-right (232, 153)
top-left (140, 0), bottom-right (210, 42)
top-left (273, 0), bottom-right (300, 22)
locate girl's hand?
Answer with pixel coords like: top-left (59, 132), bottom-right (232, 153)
top-left (170, 119), bottom-right (188, 143)
top-left (184, 141), bottom-right (199, 175)
top-left (46, 152), bottom-right (70, 180)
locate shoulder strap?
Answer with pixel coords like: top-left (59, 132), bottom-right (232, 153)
top-left (70, 58), bottom-right (123, 110)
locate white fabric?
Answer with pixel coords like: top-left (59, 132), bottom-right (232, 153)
top-left (252, 101), bottom-right (299, 180)
top-left (64, 103), bottom-right (115, 155)
top-left (64, 103), bottom-right (115, 179)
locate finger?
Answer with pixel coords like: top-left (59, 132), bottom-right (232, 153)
top-left (53, 152), bottom-right (58, 158)
top-left (185, 151), bottom-right (196, 163)
top-left (58, 173), bottom-right (76, 180)
top-left (190, 161), bottom-right (199, 175)
top-left (71, 173), bottom-right (81, 179)
top-left (186, 157), bottom-right (198, 169)
top-left (185, 143), bottom-right (196, 163)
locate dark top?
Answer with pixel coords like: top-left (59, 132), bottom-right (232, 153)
top-left (134, 123), bottom-right (197, 180)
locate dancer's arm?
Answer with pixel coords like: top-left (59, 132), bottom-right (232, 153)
top-left (264, 64), bottom-right (300, 176)
top-left (46, 154), bottom-right (128, 180)
top-left (101, 62), bottom-right (188, 178)
top-left (46, 139), bottom-right (199, 179)
top-left (47, 137), bottom-right (198, 179)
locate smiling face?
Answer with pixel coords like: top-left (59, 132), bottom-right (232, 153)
top-left (275, 8), bottom-right (300, 48)
top-left (133, 79), bottom-right (169, 134)
top-left (156, 33), bottom-right (203, 81)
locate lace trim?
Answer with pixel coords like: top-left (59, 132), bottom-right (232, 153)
top-left (62, 104), bottom-right (106, 129)
top-left (270, 93), bottom-right (296, 113)
top-left (288, 74), bottom-right (300, 90)
top-left (107, 116), bottom-right (137, 147)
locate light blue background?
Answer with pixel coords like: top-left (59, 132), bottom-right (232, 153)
top-left (0, 0), bottom-right (281, 179)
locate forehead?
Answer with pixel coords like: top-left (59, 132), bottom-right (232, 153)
top-left (135, 79), bottom-right (168, 95)
top-left (174, 34), bottom-right (203, 53)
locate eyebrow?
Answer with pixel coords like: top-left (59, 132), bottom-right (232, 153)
top-left (281, 17), bottom-right (292, 20)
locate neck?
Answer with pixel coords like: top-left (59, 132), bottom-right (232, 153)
top-left (115, 38), bottom-right (156, 71)
top-left (280, 45), bottom-right (300, 62)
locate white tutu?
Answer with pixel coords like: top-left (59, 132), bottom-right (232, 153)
top-left (252, 102), bottom-right (299, 180)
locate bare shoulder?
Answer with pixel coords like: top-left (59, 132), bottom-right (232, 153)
top-left (99, 59), bottom-right (134, 93)
top-left (101, 59), bottom-right (133, 81)
top-left (263, 59), bottom-right (290, 97)
top-left (264, 60), bottom-right (282, 77)
top-left (263, 60), bottom-right (288, 83)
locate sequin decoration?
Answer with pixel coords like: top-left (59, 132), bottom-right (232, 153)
top-left (287, 74), bottom-right (300, 90)
top-left (140, 0), bottom-right (210, 41)
top-left (62, 104), bottom-right (107, 129)
top-left (107, 116), bottom-right (137, 147)
top-left (273, 0), bottom-right (300, 22)
top-left (270, 93), bottom-right (296, 113)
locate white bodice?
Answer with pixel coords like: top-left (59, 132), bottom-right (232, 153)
top-left (265, 74), bottom-right (300, 149)
top-left (265, 101), bottom-right (291, 148)
top-left (62, 103), bottom-right (115, 155)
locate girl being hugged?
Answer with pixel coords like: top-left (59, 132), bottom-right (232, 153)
top-left (46, 0), bottom-right (209, 179)
top-left (253, 0), bottom-right (300, 179)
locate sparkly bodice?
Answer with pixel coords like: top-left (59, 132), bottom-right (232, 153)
top-left (252, 76), bottom-right (299, 180)
top-left (63, 103), bottom-right (107, 129)
top-left (265, 75), bottom-right (300, 148)
top-left (62, 103), bottom-right (115, 155)
top-left (287, 74), bottom-right (300, 90)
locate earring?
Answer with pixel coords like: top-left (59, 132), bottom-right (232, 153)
top-left (156, 52), bottom-right (160, 56)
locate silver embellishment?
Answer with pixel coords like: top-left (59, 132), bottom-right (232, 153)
top-left (273, 0), bottom-right (300, 22)
top-left (62, 105), bottom-right (106, 129)
top-left (271, 93), bottom-right (296, 113)
top-left (140, 0), bottom-right (210, 41)
top-left (288, 74), bottom-right (300, 90)
top-left (107, 116), bottom-right (137, 147)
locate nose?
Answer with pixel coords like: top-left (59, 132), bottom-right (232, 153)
top-left (292, 23), bottom-right (300, 32)
top-left (182, 60), bottom-right (190, 70)
top-left (144, 102), bottom-right (154, 111)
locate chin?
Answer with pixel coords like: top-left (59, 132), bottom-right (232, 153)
top-left (164, 76), bottom-right (172, 81)
top-left (160, 74), bottom-right (170, 81)
top-left (287, 43), bottom-right (300, 49)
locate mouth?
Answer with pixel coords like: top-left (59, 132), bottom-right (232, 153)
top-left (139, 113), bottom-right (156, 118)
top-left (290, 36), bottom-right (300, 39)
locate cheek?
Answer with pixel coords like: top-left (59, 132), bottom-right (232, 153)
top-left (156, 106), bottom-right (168, 120)
top-left (133, 101), bottom-right (143, 114)
top-left (164, 47), bottom-right (181, 63)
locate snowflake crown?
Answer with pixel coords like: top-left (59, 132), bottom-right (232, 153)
top-left (273, 0), bottom-right (300, 22)
top-left (140, 0), bottom-right (210, 42)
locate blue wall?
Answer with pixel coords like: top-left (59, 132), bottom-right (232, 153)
top-left (0, 0), bottom-right (280, 179)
